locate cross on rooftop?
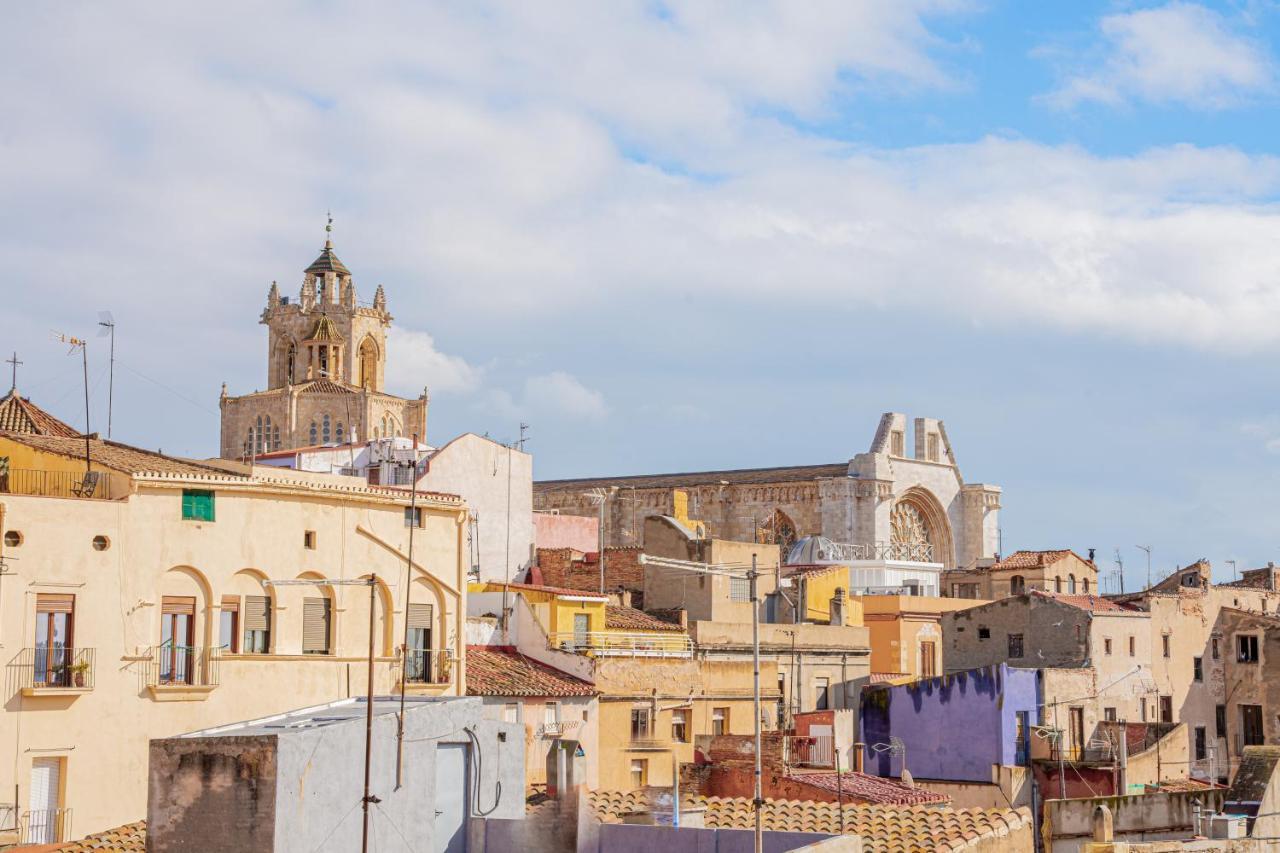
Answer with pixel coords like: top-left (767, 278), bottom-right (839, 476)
top-left (6, 351), bottom-right (21, 391)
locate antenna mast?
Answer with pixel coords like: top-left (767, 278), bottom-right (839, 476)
top-left (98, 312), bottom-right (115, 439)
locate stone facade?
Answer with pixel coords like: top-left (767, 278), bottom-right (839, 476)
top-left (219, 233), bottom-right (427, 459)
top-left (533, 412), bottom-right (1001, 570)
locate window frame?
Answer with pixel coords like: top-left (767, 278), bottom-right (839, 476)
top-left (180, 489), bottom-right (215, 522)
top-left (219, 596), bottom-right (240, 654)
top-left (1238, 634), bottom-right (1260, 664)
top-left (1008, 633), bottom-right (1024, 659)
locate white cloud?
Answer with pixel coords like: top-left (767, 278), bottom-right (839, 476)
top-left (384, 327), bottom-right (482, 395)
top-left (1044, 2), bottom-right (1273, 109)
top-left (523, 371), bottom-right (609, 420)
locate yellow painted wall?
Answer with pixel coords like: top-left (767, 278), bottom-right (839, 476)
top-left (471, 582), bottom-right (608, 634)
top-left (798, 568), bottom-right (863, 626)
top-left (858, 595), bottom-right (985, 677)
top-left (0, 473), bottom-right (466, 841)
top-left (0, 437), bottom-right (131, 499)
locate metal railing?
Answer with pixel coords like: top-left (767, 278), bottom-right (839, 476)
top-left (398, 649), bottom-right (455, 685)
top-left (796, 540), bottom-right (935, 564)
top-left (785, 734), bottom-right (835, 768)
top-left (13, 647), bottom-right (95, 690)
top-left (0, 468), bottom-right (111, 500)
top-left (21, 808), bottom-right (70, 845)
top-left (548, 631), bottom-right (693, 658)
top-left (146, 645), bottom-right (221, 688)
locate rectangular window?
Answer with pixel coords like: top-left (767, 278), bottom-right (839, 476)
top-left (1195, 726), bottom-right (1207, 762)
top-left (180, 489), bottom-right (215, 521)
top-left (1104, 638), bottom-right (1112, 655)
top-left (1216, 704), bottom-right (1227, 739)
top-left (920, 642), bottom-right (937, 679)
top-left (219, 596), bottom-right (239, 654)
top-left (502, 703), bottom-right (521, 724)
top-left (302, 597), bottom-right (332, 654)
top-left (729, 576), bottom-right (750, 602)
top-left (1008, 634), bottom-right (1024, 659)
top-left (34, 594), bottom-right (75, 687)
top-left (978, 626), bottom-right (990, 640)
top-left (630, 708), bottom-right (651, 739)
top-left (242, 595), bottom-right (270, 654)
top-left (927, 433), bottom-right (940, 462)
top-left (814, 677), bottom-right (830, 711)
top-left (1194, 656), bottom-right (1203, 682)
top-left (407, 602), bottom-right (435, 683)
top-left (1163, 635), bottom-right (1171, 658)
top-left (1129, 636), bottom-right (1136, 657)
top-left (544, 702), bottom-right (560, 726)
top-left (1212, 637), bottom-right (1221, 660)
top-left (712, 707), bottom-right (729, 736)
top-left (672, 709), bottom-right (689, 743)
top-left (1238, 635), bottom-right (1260, 664)
top-left (890, 430), bottom-right (905, 456)
top-left (28, 757), bottom-right (63, 845)
top-left (1243, 704), bottom-right (1265, 747)
top-left (160, 596), bottom-right (196, 685)
top-left (303, 530), bottom-right (316, 549)
top-left (1141, 698), bottom-right (1148, 722)
top-left (630, 759), bottom-right (648, 788)
top-left (404, 507), bottom-right (424, 528)
top-left (1160, 695), bottom-right (1174, 723)
top-left (1103, 707), bottom-right (1117, 722)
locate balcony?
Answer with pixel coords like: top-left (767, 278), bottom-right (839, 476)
top-left (548, 631), bottom-right (693, 658)
top-left (145, 645), bottom-right (220, 701)
top-left (785, 734), bottom-right (835, 768)
top-left (539, 720), bottom-right (582, 739)
top-left (395, 649), bottom-right (455, 689)
top-left (627, 737), bottom-right (671, 751)
top-left (13, 647), bottom-right (95, 697)
top-left (0, 468), bottom-right (112, 500)
top-left (21, 807), bottom-right (70, 845)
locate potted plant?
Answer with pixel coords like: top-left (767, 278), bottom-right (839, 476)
top-left (67, 660), bottom-right (90, 688)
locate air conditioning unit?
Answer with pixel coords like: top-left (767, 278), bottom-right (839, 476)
top-left (1207, 813), bottom-right (1248, 839)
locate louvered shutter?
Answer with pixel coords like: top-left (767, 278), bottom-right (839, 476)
top-left (302, 597), bottom-right (331, 654)
top-left (243, 595), bottom-right (270, 631)
top-left (161, 596), bottom-right (195, 615)
top-left (406, 603), bottom-right (433, 630)
top-left (36, 594), bottom-right (75, 614)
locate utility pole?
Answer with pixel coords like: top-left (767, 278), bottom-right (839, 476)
top-left (585, 488), bottom-right (614, 593)
top-left (1137, 545), bottom-right (1152, 589)
top-left (397, 437), bottom-right (422, 787)
top-left (750, 554), bottom-right (763, 853)
top-left (98, 312), bottom-right (115, 439)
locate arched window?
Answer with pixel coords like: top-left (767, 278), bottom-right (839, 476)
top-left (322, 414), bottom-right (331, 443)
top-left (1068, 574), bottom-right (1077, 594)
top-left (761, 510), bottom-right (798, 556)
top-left (359, 338), bottom-right (378, 389)
top-left (1010, 575), bottom-right (1025, 596)
top-left (336, 422), bottom-right (345, 443)
top-left (309, 421), bottom-right (318, 445)
top-left (1055, 576), bottom-right (1062, 593)
top-left (273, 425), bottom-right (281, 449)
top-left (260, 416), bottom-right (272, 454)
top-left (318, 345), bottom-right (329, 377)
top-left (286, 342), bottom-right (297, 383)
top-left (1082, 577), bottom-right (1090, 593)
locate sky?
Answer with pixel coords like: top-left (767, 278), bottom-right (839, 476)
top-left (4, 1), bottom-right (1280, 590)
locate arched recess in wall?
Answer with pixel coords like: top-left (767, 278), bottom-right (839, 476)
top-left (290, 571), bottom-right (336, 656)
top-left (158, 566), bottom-right (214, 650)
top-left (230, 569), bottom-right (276, 654)
top-left (1010, 575), bottom-right (1026, 595)
top-left (358, 337), bottom-right (379, 390)
top-left (890, 486), bottom-right (955, 568)
top-left (346, 573), bottom-right (395, 657)
top-left (761, 509), bottom-right (798, 556)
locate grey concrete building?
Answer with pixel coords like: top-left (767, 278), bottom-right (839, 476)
top-left (147, 696), bottom-right (523, 853)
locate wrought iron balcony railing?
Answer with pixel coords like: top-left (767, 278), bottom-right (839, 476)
top-left (22, 808), bottom-right (70, 845)
top-left (0, 468), bottom-right (112, 500)
top-left (397, 649), bottom-right (455, 685)
top-left (146, 645), bottom-right (221, 688)
top-left (13, 647), bottom-right (95, 691)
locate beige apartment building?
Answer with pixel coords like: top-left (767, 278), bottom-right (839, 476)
top-left (0, 428), bottom-right (467, 844)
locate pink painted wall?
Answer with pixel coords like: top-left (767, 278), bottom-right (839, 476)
top-left (535, 513), bottom-right (599, 552)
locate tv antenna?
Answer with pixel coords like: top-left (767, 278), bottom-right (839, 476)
top-left (98, 311), bottom-right (115, 439)
top-left (52, 331), bottom-right (91, 472)
top-left (1136, 544), bottom-right (1152, 589)
top-left (1112, 548), bottom-right (1125, 595)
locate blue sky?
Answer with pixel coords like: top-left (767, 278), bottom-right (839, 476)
top-left (5, 1), bottom-right (1280, 590)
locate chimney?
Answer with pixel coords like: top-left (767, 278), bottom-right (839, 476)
top-left (853, 743), bottom-right (865, 773)
top-left (1088, 548), bottom-right (1096, 563)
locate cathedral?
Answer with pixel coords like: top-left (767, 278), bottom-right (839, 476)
top-left (219, 226), bottom-right (428, 459)
top-left (534, 412), bottom-right (1002, 571)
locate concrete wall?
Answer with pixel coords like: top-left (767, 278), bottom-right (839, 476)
top-left (421, 433), bottom-right (534, 583)
top-left (945, 596), bottom-right (1094, 672)
top-left (585, 823), bottom-right (834, 853)
top-left (860, 664), bottom-right (1039, 782)
top-left (1045, 789), bottom-right (1226, 853)
top-left (148, 697), bottom-right (523, 853)
top-left (479, 695), bottom-right (599, 791)
top-left (0, 473), bottom-right (467, 839)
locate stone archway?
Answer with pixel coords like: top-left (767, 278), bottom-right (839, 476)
top-left (889, 487), bottom-right (955, 567)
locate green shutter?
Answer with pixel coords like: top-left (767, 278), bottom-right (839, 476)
top-left (181, 490), bottom-right (215, 521)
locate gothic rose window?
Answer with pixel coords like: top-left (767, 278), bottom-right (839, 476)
top-left (762, 510), bottom-right (798, 555)
top-left (890, 501), bottom-right (931, 561)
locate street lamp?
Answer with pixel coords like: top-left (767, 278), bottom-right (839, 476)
top-left (264, 576), bottom-right (380, 853)
top-left (639, 553), bottom-right (765, 853)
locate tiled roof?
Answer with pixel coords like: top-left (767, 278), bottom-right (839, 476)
top-left (986, 550), bottom-right (1078, 572)
top-left (787, 772), bottom-right (949, 805)
top-left (55, 820), bottom-right (146, 851)
top-left (1031, 591), bottom-right (1134, 613)
top-left (869, 672), bottom-right (911, 684)
top-left (606, 605), bottom-right (686, 632)
top-left (785, 564), bottom-right (846, 579)
top-left (297, 379), bottom-right (357, 394)
top-left (466, 646), bottom-right (595, 697)
top-left (587, 793), bottom-right (1032, 853)
top-left (0, 391), bottom-right (80, 437)
top-left (0, 433), bottom-right (242, 477)
top-left (305, 244), bottom-right (351, 275)
top-left (536, 462), bottom-right (850, 491)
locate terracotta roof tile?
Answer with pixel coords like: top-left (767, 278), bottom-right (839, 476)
top-left (606, 605), bottom-right (686, 632)
top-left (297, 379), bottom-right (357, 394)
top-left (787, 772), bottom-right (949, 805)
top-left (986, 549), bottom-right (1079, 572)
top-left (0, 391), bottom-right (80, 437)
top-left (1031, 591), bottom-right (1134, 612)
top-left (0, 433), bottom-right (243, 478)
top-left (481, 581), bottom-right (609, 600)
top-left (466, 646), bottom-right (595, 697)
top-left (55, 820), bottom-right (146, 851)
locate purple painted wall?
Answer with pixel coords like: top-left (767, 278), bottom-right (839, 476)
top-left (859, 664), bottom-right (1040, 783)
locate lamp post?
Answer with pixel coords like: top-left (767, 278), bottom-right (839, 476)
top-left (264, 575), bottom-right (380, 853)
